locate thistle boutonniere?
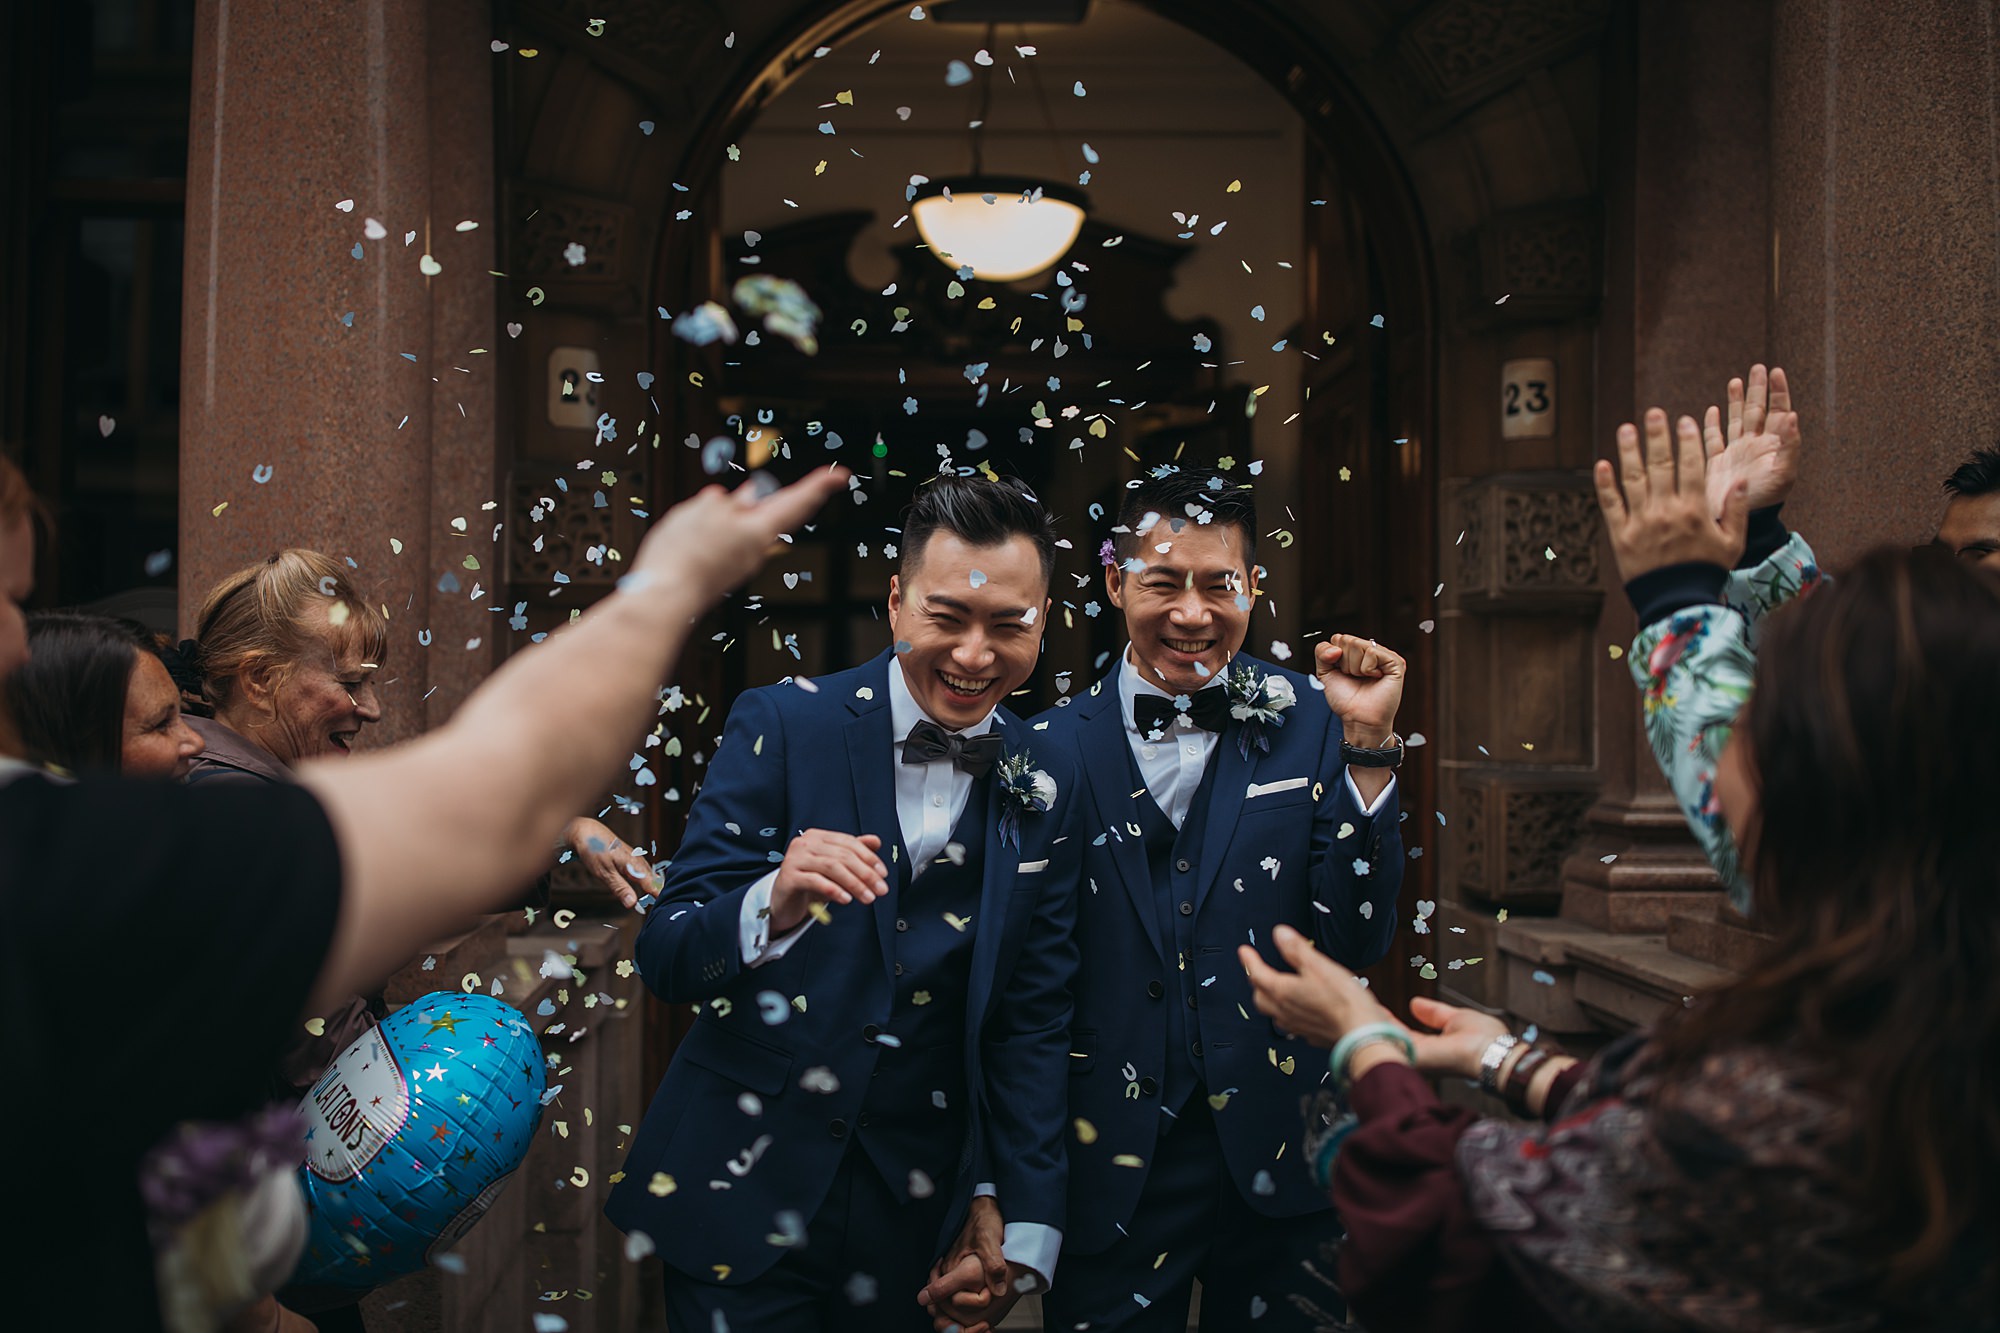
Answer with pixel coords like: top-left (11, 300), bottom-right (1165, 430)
top-left (1224, 662), bottom-right (1297, 758)
top-left (995, 749), bottom-right (1057, 848)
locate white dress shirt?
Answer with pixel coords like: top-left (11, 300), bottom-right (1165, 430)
top-left (731, 661), bottom-right (1061, 1285)
top-left (1118, 649), bottom-right (1394, 826)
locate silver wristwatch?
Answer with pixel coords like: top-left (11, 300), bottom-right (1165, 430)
top-left (1478, 1033), bottom-right (1522, 1096)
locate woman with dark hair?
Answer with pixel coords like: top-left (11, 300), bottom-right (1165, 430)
top-left (5, 611), bottom-right (204, 777)
top-left (1239, 410), bottom-right (1998, 1332)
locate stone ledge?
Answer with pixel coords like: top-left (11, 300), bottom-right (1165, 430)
top-left (1565, 934), bottom-right (1734, 1032)
top-left (1665, 903), bottom-right (1775, 973)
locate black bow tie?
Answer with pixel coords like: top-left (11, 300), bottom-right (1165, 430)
top-left (901, 719), bottom-right (1003, 776)
top-left (1134, 688), bottom-right (1233, 737)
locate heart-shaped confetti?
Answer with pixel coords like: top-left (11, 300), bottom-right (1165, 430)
top-left (334, 198), bottom-right (354, 212)
top-left (304, 1017), bottom-right (327, 1036)
top-left (364, 217), bottom-right (387, 240)
top-left (639, 119), bottom-right (655, 135)
top-left (506, 322), bottom-right (522, 338)
top-left (490, 40), bottom-right (509, 53)
top-left (419, 253), bottom-right (442, 276)
top-left (945, 60), bottom-right (972, 86)
top-left (97, 415), bottom-right (115, 437)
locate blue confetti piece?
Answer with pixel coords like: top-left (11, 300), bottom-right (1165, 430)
top-left (639, 120), bottom-right (655, 135)
top-left (946, 60), bottom-right (972, 86)
top-left (351, 243), bottom-right (364, 259)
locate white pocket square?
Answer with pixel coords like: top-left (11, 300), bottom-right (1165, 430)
top-left (1245, 777), bottom-right (1310, 799)
top-left (1017, 859), bottom-right (1050, 874)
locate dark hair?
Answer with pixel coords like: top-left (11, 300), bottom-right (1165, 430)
top-left (1113, 468), bottom-right (1258, 567)
top-left (1942, 444), bottom-right (2000, 498)
top-left (4, 612), bottom-right (157, 774)
top-left (900, 473), bottom-right (1057, 587)
top-left (1652, 547), bottom-right (2000, 1287)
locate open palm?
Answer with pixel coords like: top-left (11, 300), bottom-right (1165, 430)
top-left (1704, 365), bottom-right (1802, 516)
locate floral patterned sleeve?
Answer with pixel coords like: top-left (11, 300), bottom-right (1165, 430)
top-left (1629, 534), bottom-right (1825, 914)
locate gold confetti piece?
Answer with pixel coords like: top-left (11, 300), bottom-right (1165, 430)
top-left (649, 1172), bottom-right (677, 1196)
top-left (461, 972), bottom-right (481, 993)
top-left (1338, 466), bottom-right (1353, 482)
top-left (1268, 1048), bottom-right (1278, 1066)
top-left (556, 1121), bottom-right (570, 1138)
top-left (712, 1265), bottom-right (732, 1280)
top-left (518, 47), bottom-right (539, 57)
top-left (1154, 1252), bottom-right (1169, 1270)
top-left (1226, 178), bottom-right (1242, 192)
top-left (753, 734), bottom-right (764, 755)
top-left (807, 902), bottom-right (832, 925)
top-left (1067, 317), bottom-right (1084, 332)
top-left (977, 297), bottom-right (996, 309)
top-left (1608, 644), bottom-right (1625, 660)
top-left (1112, 1154), bottom-right (1145, 1168)
top-left (835, 89), bottom-right (854, 104)
top-left (1073, 1118), bottom-right (1099, 1144)
top-left (1206, 1091), bottom-right (1232, 1111)
top-left (553, 909), bottom-right (576, 929)
top-left (608, 1170), bottom-right (625, 1183)
top-left (211, 501), bottom-right (229, 517)
top-left (688, 371), bottom-right (704, 387)
top-left (814, 160), bottom-right (827, 175)
top-left (1279, 1055), bottom-right (1296, 1075)
top-left (944, 913), bottom-right (969, 932)
top-left (328, 602), bottom-right (351, 628)
top-left (792, 995), bottom-right (807, 1011)
top-left (304, 1017), bottom-right (327, 1036)
top-left (463, 555), bottom-right (481, 570)
top-left (912, 990), bottom-right (932, 1005)
top-left (616, 959), bottom-right (635, 977)
top-left (1089, 419), bottom-right (1108, 438)
top-left (1497, 908), bottom-right (1509, 922)
top-left (1521, 742), bottom-right (1535, 751)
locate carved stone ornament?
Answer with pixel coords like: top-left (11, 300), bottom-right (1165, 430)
top-left (1399, 0), bottom-right (1609, 105)
top-left (1455, 472), bottom-right (1602, 605)
top-left (508, 469), bottom-right (645, 587)
top-left (1456, 772), bottom-right (1597, 905)
top-left (508, 183), bottom-right (635, 285)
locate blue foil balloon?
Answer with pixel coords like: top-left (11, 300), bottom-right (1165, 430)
top-left (291, 992), bottom-right (546, 1286)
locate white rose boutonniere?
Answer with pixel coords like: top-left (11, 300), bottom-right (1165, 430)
top-left (996, 749), bottom-right (1057, 848)
top-left (1224, 662), bottom-right (1296, 758)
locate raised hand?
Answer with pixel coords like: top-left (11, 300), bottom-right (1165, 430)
top-left (560, 816), bottom-right (655, 910)
top-left (769, 829), bottom-right (888, 935)
top-left (1595, 408), bottom-right (1750, 583)
top-left (630, 467), bottom-right (848, 611)
top-left (1703, 365), bottom-right (1802, 516)
top-left (1313, 634), bottom-right (1405, 747)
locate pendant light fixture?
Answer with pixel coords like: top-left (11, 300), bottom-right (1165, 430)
top-left (910, 26), bottom-right (1088, 283)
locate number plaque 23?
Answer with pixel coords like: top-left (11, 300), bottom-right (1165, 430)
top-left (1500, 358), bottom-right (1556, 440)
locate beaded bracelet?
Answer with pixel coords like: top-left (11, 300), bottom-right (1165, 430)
top-left (1502, 1047), bottom-right (1556, 1114)
top-left (1328, 1021), bottom-right (1417, 1089)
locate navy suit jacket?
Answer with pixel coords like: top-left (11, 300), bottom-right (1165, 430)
top-left (605, 651), bottom-right (1082, 1283)
top-left (1031, 653), bottom-right (1403, 1252)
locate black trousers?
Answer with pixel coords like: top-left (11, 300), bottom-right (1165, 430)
top-left (1042, 1096), bottom-right (1350, 1332)
top-left (661, 1147), bottom-right (950, 1333)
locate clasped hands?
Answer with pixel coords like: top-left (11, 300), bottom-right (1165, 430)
top-left (917, 1195), bottom-right (1040, 1333)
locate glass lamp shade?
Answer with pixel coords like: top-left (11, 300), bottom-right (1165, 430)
top-left (910, 176), bottom-right (1088, 283)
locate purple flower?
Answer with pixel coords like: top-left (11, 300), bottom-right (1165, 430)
top-left (1098, 538), bottom-right (1117, 567)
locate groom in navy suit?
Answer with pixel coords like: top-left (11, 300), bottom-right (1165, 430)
top-left (606, 474), bottom-right (1081, 1331)
top-left (931, 468), bottom-right (1406, 1331)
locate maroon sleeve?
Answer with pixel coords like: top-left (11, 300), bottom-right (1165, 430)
top-left (1540, 1059), bottom-right (1589, 1120)
top-left (1330, 1063), bottom-right (1560, 1333)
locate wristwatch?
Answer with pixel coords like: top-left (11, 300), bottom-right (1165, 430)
top-left (1341, 733), bottom-right (1405, 769)
top-left (1478, 1033), bottom-right (1522, 1096)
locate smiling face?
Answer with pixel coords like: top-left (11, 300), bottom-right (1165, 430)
top-left (1108, 517), bottom-right (1259, 696)
top-left (888, 531), bottom-right (1050, 729)
top-left (121, 651), bottom-right (204, 778)
top-left (239, 603), bottom-right (384, 765)
top-left (1935, 491), bottom-right (2000, 568)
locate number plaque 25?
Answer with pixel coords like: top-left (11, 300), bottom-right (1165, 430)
top-left (1500, 358), bottom-right (1556, 440)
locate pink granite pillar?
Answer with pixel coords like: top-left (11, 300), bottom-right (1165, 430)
top-left (1563, 0), bottom-right (1774, 930)
top-left (1769, 0), bottom-right (2000, 566)
top-left (179, 0), bottom-right (500, 746)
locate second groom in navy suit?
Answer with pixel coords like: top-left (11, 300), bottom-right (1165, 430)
top-left (606, 475), bottom-right (1081, 1331)
top-left (963, 467), bottom-right (1409, 1331)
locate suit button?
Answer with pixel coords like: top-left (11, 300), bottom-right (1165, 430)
top-left (829, 1119), bottom-right (848, 1139)
top-left (896, 918), bottom-right (910, 933)
top-left (1138, 1077), bottom-right (1159, 1097)
top-left (894, 963), bottom-right (905, 976)
top-left (1175, 858), bottom-right (1191, 873)
top-left (1178, 900), bottom-right (1193, 916)
top-left (858, 1112), bottom-right (873, 1128)
top-left (1191, 1041), bottom-right (1204, 1059)
top-left (1146, 980), bottom-right (1165, 1000)
top-left (1186, 993), bottom-right (1198, 1010)
top-left (863, 1023), bottom-right (882, 1042)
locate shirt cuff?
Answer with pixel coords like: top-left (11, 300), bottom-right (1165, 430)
top-left (1737, 504), bottom-right (1789, 568)
top-left (970, 1185), bottom-right (1061, 1290)
top-left (1623, 560), bottom-right (1729, 626)
top-left (1342, 769), bottom-right (1396, 816)
top-left (737, 870), bottom-right (811, 967)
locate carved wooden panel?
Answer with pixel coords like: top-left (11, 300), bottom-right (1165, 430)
top-left (1465, 201), bottom-right (1600, 323)
top-left (1456, 772), bottom-right (1597, 906)
top-left (1399, 0), bottom-right (1609, 106)
top-left (506, 182), bottom-right (638, 293)
top-left (1455, 472), bottom-right (1601, 606)
top-left (517, 0), bottom-right (726, 98)
top-left (507, 468), bottom-right (646, 587)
